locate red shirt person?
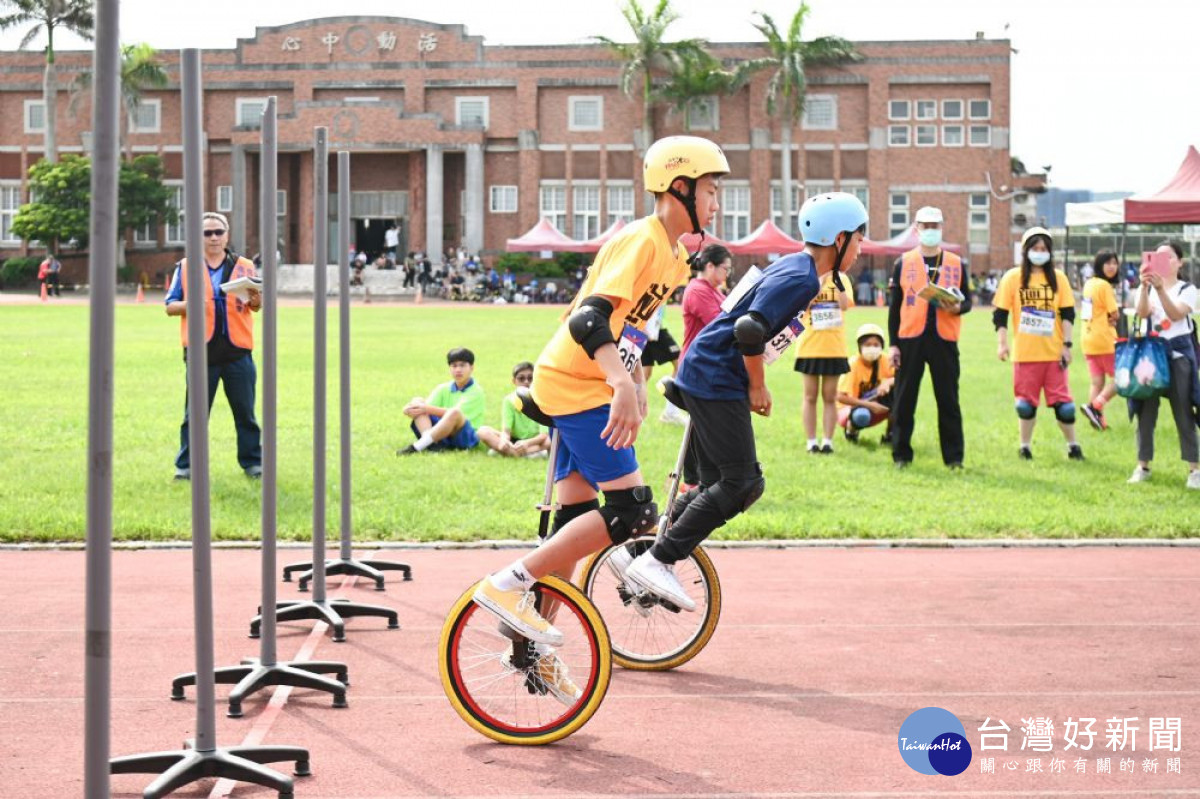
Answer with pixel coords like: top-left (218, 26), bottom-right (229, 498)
top-left (681, 244), bottom-right (732, 356)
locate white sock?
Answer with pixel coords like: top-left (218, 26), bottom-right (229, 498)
top-left (822, 438), bottom-right (833, 448)
top-left (807, 438), bottom-right (818, 449)
top-left (413, 432), bottom-right (434, 451)
top-left (489, 560), bottom-right (535, 592)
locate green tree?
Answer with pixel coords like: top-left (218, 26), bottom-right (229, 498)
top-left (594, 0), bottom-right (705, 153)
top-left (752, 4), bottom-right (859, 234)
top-left (0, 0), bottom-right (95, 164)
top-left (12, 153), bottom-right (177, 270)
top-left (70, 42), bottom-right (168, 151)
top-left (656, 47), bottom-right (757, 133)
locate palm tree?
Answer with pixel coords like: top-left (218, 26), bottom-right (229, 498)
top-left (70, 42), bottom-right (169, 152)
top-left (655, 48), bottom-right (750, 133)
top-left (0, 0), bottom-right (95, 164)
top-left (594, 0), bottom-right (705, 152)
top-left (752, 4), bottom-right (858, 234)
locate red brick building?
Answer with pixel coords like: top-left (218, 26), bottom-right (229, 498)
top-left (0, 15), bottom-right (1016, 277)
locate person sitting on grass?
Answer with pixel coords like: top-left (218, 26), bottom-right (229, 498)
top-left (397, 347), bottom-right (486, 455)
top-left (478, 361), bottom-right (551, 458)
top-left (837, 323), bottom-right (895, 444)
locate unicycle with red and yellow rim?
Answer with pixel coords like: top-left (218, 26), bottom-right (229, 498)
top-left (439, 394), bottom-right (612, 745)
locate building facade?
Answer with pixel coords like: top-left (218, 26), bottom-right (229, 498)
top-left (0, 16), bottom-right (1018, 277)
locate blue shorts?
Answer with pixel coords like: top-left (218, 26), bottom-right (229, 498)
top-left (551, 405), bottom-right (639, 489)
top-left (411, 416), bottom-right (479, 450)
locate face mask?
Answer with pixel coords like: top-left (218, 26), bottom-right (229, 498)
top-left (860, 345), bottom-right (883, 362)
top-left (1028, 250), bottom-right (1051, 266)
top-left (918, 228), bottom-right (942, 248)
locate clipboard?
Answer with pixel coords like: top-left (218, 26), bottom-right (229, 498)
top-left (219, 275), bottom-right (262, 300)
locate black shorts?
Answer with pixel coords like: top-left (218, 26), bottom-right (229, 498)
top-left (641, 328), bottom-right (681, 366)
top-left (794, 357), bottom-right (851, 376)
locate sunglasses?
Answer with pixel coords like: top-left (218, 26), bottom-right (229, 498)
top-left (514, 374), bottom-right (533, 383)
top-left (203, 229), bottom-right (227, 238)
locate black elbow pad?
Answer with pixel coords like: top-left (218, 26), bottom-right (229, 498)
top-left (568, 296), bottom-right (616, 358)
top-left (1059, 307), bottom-right (1075, 324)
top-left (734, 312), bottom-right (769, 356)
top-left (992, 308), bottom-right (1009, 331)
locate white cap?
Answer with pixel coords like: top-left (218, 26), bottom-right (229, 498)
top-left (914, 206), bottom-right (944, 224)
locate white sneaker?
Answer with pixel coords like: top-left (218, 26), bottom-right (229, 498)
top-left (1127, 466), bottom-right (1152, 484)
top-left (625, 551), bottom-right (696, 611)
top-left (1187, 471), bottom-right (1200, 490)
top-left (659, 403), bottom-right (688, 426)
top-left (607, 544), bottom-right (634, 578)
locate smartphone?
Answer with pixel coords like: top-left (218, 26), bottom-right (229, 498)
top-left (1142, 250), bottom-right (1172, 279)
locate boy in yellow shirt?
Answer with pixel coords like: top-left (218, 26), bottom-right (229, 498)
top-left (837, 323), bottom-right (894, 442)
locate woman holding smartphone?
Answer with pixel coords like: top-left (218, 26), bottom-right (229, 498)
top-left (1127, 241), bottom-right (1200, 489)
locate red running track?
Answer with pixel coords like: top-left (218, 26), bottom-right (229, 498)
top-left (1, 546), bottom-right (1198, 798)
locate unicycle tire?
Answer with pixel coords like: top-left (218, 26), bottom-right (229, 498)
top-left (580, 538), bottom-right (721, 671)
top-left (439, 576), bottom-right (611, 745)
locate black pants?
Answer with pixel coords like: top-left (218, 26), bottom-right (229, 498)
top-left (651, 389), bottom-right (758, 564)
top-left (891, 334), bottom-right (964, 465)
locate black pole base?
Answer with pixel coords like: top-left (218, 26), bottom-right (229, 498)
top-left (111, 743), bottom-right (309, 799)
top-left (170, 657), bottom-right (349, 717)
top-left (284, 557), bottom-right (413, 591)
top-left (249, 598), bottom-right (399, 643)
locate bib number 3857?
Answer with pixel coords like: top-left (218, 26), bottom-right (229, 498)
top-left (617, 324), bottom-right (648, 374)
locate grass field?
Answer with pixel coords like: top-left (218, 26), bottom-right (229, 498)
top-left (2, 297), bottom-right (1197, 542)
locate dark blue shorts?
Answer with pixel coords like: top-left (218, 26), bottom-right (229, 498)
top-left (552, 405), bottom-right (639, 489)
top-left (411, 416), bottom-right (479, 450)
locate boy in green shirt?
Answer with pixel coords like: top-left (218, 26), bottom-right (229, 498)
top-left (398, 347), bottom-right (486, 454)
top-left (479, 361), bottom-right (551, 458)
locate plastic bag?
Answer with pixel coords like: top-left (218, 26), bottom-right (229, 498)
top-left (1114, 334), bottom-right (1171, 400)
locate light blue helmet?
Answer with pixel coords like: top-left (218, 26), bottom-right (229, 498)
top-left (797, 192), bottom-right (869, 246)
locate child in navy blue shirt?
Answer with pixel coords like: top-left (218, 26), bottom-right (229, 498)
top-left (622, 193), bottom-right (870, 608)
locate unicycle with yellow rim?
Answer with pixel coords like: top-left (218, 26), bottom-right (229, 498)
top-left (579, 377), bottom-right (722, 671)
top-left (439, 397), bottom-right (611, 745)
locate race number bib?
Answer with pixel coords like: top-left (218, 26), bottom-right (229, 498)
top-left (1019, 307), bottom-right (1055, 337)
top-left (1080, 298), bottom-right (1093, 322)
top-left (762, 316), bottom-right (805, 365)
top-left (617, 324), bottom-right (648, 374)
top-left (810, 301), bottom-right (842, 330)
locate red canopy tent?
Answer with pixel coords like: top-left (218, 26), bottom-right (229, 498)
top-left (679, 230), bottom-right (731, 254)
top-left (505, 218), bottom-right (581, 252)
top-left (577, 219), bottom-right (627, 253)
top-left (727, 219), bottom-right (804, 256)
top-left (1124, 145), bottom-right (1200, 224)
top-left (860, 225), bottom-right (963, 257)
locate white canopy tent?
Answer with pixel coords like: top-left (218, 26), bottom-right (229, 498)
top-left (1064, 199), bottom-right (1125, 227)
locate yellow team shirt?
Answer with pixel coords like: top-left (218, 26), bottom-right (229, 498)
top-left (1081, 277), bottom-right (1119, 356)
top-left (795, 274), bottom-right (854, 359)
top-left (836, 354), bottom-right (895, 408)
top-left (532, 215), bottom-right (690, 416)
top-left (995, 266), bottom-right (1075, 363)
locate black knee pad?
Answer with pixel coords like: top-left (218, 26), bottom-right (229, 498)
top-left (1053, 401), bottom-right (1076, 424)
top-left (599, 486), bottom-right (657, 545)
top-left (708, 464), bottom-right (766, 522)
top-left (1015, 399), bottom-right (1037, 420)
top-left (547, 499), bottom-right (600, 540)
top-left (670, 485), bottom-right (703, 524)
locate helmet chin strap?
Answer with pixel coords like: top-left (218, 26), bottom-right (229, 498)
top-left (667, 178), bottom-right (706, 266)
top-left (830, 232), bottom-right (849, 292)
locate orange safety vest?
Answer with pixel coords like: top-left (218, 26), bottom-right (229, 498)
top-left (897, 248), bottom-right (963, 341)
top-left (177, 255), bottom-right (256, 350)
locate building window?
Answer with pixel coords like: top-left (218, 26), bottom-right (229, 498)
top-left (489, 185), bottom-right (518, 213)
top-left (568, 96), bottom-right (603, 132)
top-left (0, 183), bottom-right (21, 243)
top-left (889, 192), bottom-right (910, 238)
top-left (276, 189), bottom-right (287, 217)
top-left (129, 99), bottom-right (160, 134)
top-left (844, 183), bottom-right (869, 236)
top-left (915, 99), bottom-right (937, 120)
top-left (969, 193), bottom-right (989, 248)
top-left (606, 184), bottom-right (634, 227)
top-left (133, 219), bottom-right (156, 245)
top-left (804, 180), bottom-right (834, 200)
top-left (24, 100), bottom-right (45, 134)
top-left (539, 184), bottom-right (567, 231)
top-left (969, 125), bottom-right (991, 147)
top-left (769, 183), bottom-right (801, 231)
top-left (721, 184), bottom-right (751, 240)
top-left (686, 96), bottom-right (719, 131)
top-left (888, 99), bottom-right (910, 121)
top-left (888, 125), bottom-right (911, 147)
top-left (216, 185), bottom-right (233, 213)
top-left (802, 95), bottom-right (836, 130)
top-left (572, 184), bottom-right (601, 240)
top-left (969, 99), bottom-right (992, 120)
top-left (456, 97), bottom-right (489, 129)
top-left (235, 98), bottom-right (267, 128)
top-left (941, 99), bottom-right (963, 120)
top-left (915, 125), bottom-right (937, 147)
top-left (942, 125), bottom-right (965, 147)
top-left (166, 183), bottom-right (184, 244)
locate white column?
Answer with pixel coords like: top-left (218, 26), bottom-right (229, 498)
top-left (464, 143), bottom-right (484, 255)
top-left (425, 145), bottom-right (443, 263)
